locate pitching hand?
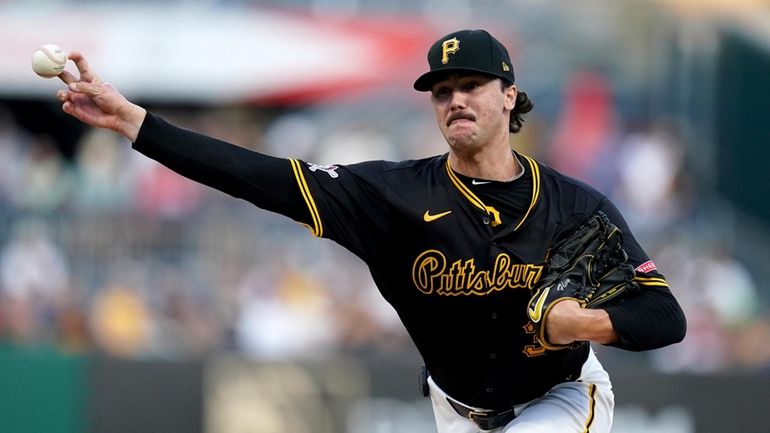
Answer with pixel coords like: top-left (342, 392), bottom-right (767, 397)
top-left (57, 51), bottom-right (146, 142)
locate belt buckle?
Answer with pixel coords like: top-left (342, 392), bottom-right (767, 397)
top-left (467, 409), bottom-right (490, 423)
top-left (468, 408), bottom-right (514, 431)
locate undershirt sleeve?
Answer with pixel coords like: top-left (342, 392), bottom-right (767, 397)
top-left (131, 112), bottom-right (313, 226)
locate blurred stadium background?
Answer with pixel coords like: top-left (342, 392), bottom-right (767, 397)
top-left (1, 0), bottom-right (769, 432)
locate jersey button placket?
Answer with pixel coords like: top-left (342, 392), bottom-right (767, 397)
top-left (489, 311), bottom-right (498, 363)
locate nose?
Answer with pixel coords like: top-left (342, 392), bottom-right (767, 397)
top-left (449, 89), bottom-right (467, 110)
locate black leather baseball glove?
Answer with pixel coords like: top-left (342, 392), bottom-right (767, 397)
top-left (527, 211), bottom-right (640, 350)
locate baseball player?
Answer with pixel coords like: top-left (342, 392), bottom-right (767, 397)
top-left (55, 29), bottom-right (685, 433)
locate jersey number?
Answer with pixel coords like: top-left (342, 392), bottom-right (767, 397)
top-left (522, 321), bottom-right (546, 357)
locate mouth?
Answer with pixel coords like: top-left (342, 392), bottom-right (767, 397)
top-left (447, 113), bottom-right (476, 127)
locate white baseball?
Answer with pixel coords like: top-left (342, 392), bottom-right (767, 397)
top-left (31, 44), bottom-right (67, 78)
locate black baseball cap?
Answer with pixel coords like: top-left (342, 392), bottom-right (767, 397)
top-left (414, 29), bottom-right (516, 92)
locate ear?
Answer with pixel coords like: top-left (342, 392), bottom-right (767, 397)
top-left (504, 84), bottom-right (517, 111)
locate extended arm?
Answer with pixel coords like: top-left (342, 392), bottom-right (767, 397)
top-left (56, 51), bottom-right (311, 225)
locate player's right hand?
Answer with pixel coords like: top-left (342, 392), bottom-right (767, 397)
top-left (57, 51), bottom-right (146, 142)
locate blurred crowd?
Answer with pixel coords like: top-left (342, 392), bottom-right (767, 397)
top-left (0, 68), bottom-right (768, 374)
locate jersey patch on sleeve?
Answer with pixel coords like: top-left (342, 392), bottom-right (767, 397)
top-left (635, 260), bottom-right (657, 273)
top-left (307, 163), bottom-right (339, 178)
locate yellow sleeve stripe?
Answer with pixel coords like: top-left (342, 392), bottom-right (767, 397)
top-left (289, 159), bottom-right (323, 238)
top-left (514, 154), bottom-right (541, 231)
top-left (634, 276), bottom-right (669, 287)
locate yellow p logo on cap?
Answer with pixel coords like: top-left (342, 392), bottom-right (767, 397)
top-left (441, 38), bottom-right (460, 64)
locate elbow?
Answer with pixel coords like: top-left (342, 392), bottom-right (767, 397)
top-left (670, 306), bottom-right (687, 344)
top-left (609, 301), bottom-right (688, 351)
top-left (655, 290), bottom-right (688, 347)
top-left (654, 302), bottom-right (687, 349)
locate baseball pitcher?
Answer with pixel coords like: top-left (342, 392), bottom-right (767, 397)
top-left (53, 29), bottom-right (686, 433)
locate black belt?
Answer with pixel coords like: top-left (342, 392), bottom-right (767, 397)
top-left (445, 398), bottom-right (517, 431)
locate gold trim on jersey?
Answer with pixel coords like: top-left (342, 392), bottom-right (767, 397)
top-left (445, 159), bottom-right (502, 226)
top-left (582, 384), bottom-right (598, 433)
top-left (444, 154), bottom-right (541, 230)
top-left (634, 276), bottom-right (669, 288)
top-left (289, 158), bottom-right (323, 237)
top-left (514, 154), bottom-right (541, 231)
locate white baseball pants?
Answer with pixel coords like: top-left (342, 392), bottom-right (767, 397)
top-left (428, 348), bottom-right (614, 433)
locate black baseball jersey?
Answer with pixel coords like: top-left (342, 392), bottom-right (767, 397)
top-left (133, 113), bottom-right (686, 409)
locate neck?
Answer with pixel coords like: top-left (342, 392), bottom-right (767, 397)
top-left (448, 142), bottom-right (520, 181)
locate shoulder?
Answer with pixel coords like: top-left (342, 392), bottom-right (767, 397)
top-left (526, 155), bottom-right (607, 206)
top-left (520, 154), bottom-right (615, 236)
top-left (534, 158), bottom-right (603, 196)
top-left (344, 154), bottom-right (447, 180)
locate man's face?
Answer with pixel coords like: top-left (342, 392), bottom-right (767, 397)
top-left (430, 73), bottom-right (516, 152)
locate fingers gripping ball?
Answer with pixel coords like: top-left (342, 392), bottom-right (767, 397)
top-left (32, 44), bottom-right (67, 78)
top-left (527, 212), bottom-right (641, 350)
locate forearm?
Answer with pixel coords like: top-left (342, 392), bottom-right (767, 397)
top-left (546, 288), bottom-right (687, 350)
top-left (604, 288), bottom-right (686, 351)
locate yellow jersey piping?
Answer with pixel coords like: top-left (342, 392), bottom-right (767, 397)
top-left (445, 159), bottom-right (502, 226)
top-left (582, 383), bottom-right (597, 433)
top-left (445, 154), bottom-right (541, 230)
top-left (514, 154), bottom-right (541, 231)
top-left (289, 159), bottom-right (323, 238)
top-left (445, 159), bottom-right (488, 211)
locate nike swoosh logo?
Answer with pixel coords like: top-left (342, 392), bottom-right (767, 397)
top-left (423, 210), bottom-right (452, 222)
top-left (472, 179), bottom-right (491, 185)
top-left (527, 287), bottom-right (550, 323)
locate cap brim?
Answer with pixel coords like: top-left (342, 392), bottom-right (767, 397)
top-left (414, 70), bottom-right (448, 92)
top-left (413, 67), bottom-right (511, 92)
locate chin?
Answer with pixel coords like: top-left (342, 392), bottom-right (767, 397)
top-left (446, 134), bottom-right (478, 150)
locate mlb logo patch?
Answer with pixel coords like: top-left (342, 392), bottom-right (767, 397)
top-left (307, 163), bottom-right (339, 178)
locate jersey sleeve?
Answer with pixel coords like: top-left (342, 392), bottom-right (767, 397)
top-left (285, 159), bottom-right (394, 262)
top-left (595, 198), bottom-right (687, 351)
